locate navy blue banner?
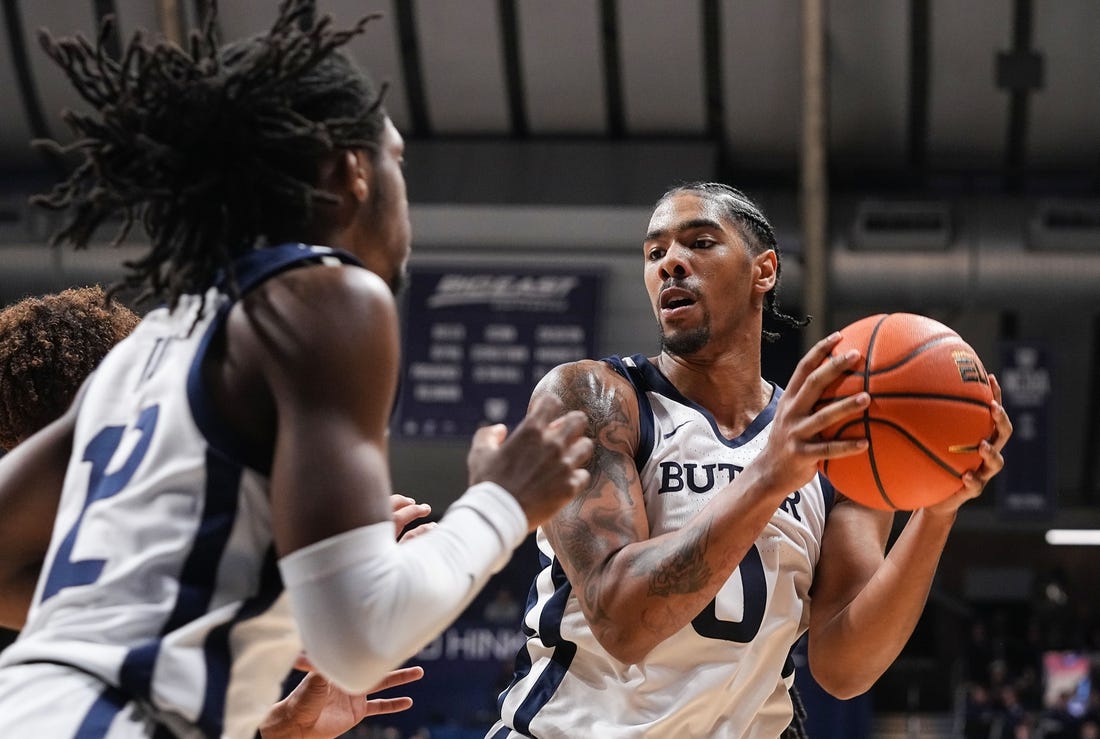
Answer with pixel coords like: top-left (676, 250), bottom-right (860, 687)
top-left (996, 340), bottom-right (1055, 518)
top-left (395, 265), bottom-right (604, 438)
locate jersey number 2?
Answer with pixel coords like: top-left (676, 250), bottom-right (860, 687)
top-left (690, 543), bottom-right (767, 643)
top-left (40, 405), bottom-right (160, 601)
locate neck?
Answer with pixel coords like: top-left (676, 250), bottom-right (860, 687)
top-left (654, 339), bottom-right (771, 439)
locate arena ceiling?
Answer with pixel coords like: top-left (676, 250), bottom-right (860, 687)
top-left (1, 1), bottom-right (1099, 512)
top-left (1, 0), bottom-right (1099, 193)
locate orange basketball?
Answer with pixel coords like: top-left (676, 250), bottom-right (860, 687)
top-left (815, 313), bottom-right (994, 511)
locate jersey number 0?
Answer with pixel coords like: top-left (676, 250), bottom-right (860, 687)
top-left (690, 543), bottom-right (767, 643)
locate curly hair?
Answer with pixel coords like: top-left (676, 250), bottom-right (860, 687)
top-left (658, 182), bottom-right (810, 343)
top-left (0, 287), bottom-right (139, 450)
top-left (31, 0), bottom-right (387, 309)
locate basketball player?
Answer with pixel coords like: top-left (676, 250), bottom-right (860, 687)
top-left (489, 183), bottom-right (1012, 738)
top-left (0, 286), bottom-right (432, 737)
top-left (0, 4), bottom-right (592, 738)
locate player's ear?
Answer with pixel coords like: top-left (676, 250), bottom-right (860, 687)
top-left (753, 249), bottom-right (778, 292)
top-left (317, 150), bottom-right (370, 205)
top-left (346, 150), bottom-right (370, 203)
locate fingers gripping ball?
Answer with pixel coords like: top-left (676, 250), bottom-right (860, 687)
top-left (816, 313), bottom-right (994, 510)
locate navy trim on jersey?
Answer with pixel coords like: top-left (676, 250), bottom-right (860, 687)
top-left (603, 355), bottom-right (656, 470)
top-left (501, 553), bottom-right (577, 736)
top-left (518, 560), bottom-right (544, 640)
top-left (74, 682), bottom-right (175, 738)
top-left (116, 449), bottom-right (244, 733)
top-left (75, 682), bottom-right (125, 737)
top-left (187, 319), bottom-right (271, 474)
top-left (817, 473), bottom-right (838, 515)
top-left (224, 243), bottom-right (362, 294)
top-left (781, 640), bottom-right (798, 679)
top-left (198, 546), bottom-right (284, 736)
top-left (495, 552), bottom-right (547, 730)
top-left (187, 243), bottom-right (363, 475)
top-left (628, 354), bottom-right (780, 447)
top-left (497, 549), bottom-right (551, 710)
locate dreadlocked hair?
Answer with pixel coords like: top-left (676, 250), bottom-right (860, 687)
top-left (0, 287), bottom-right (140, 450)
top-left (659, 182), bottom-right (811, 343)
top-left (31, 0), bottom-right (388, 310)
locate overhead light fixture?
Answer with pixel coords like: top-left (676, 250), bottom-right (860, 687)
top-left (1045, 529), bottom-right (1100, 546)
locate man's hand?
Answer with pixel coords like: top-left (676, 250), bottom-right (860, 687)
top-left (466, 394), bottom-right (594, 530)
top-left (751, 333), bottom-right (870, 496)
top-left (258, 655), bottom-right (425, 739)
top-left (390, 494), bottom-right (434, 540)
top-left (926, 373), bottom-right (1012, 517)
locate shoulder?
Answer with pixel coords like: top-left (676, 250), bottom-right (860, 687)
top-left (535, 359), bottom-right (641, 453)
top-left (535, 359), bottom-right (637, 414)
top-left (254, 261), bottom-right (395, 324)
top-left (228, 262), bottom-right (399, 386)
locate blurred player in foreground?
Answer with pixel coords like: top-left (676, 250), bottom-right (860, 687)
top-left (0, 287), bottom-right (430, 738)
top-left (0, 2), bottom-right (592, 737)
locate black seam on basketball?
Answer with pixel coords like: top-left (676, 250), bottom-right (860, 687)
top-left (866, 436), bottom-right (897, 510)
top-left (864, 316), bottom-right (886, 396)
top-left (866, 318), bottom-right (888, 506)
top-left (865, 418), bottom-right (965, 477)
top-left (858, 392), bottom-right (991, 408)
top-left (864, 334), bottom-right (964, 374)
top-left (814, 393), bottom-right (988, 409)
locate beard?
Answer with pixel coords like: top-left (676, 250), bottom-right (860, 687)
top-left (658, 322), bottom-right (711, 356)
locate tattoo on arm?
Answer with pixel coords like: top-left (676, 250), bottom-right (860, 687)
top-left (550, 364), bottom-right (636, 497)
top-left (543, 364), bottom-right (644, 616)
top-left (634, 519), bottom-right (714, 597)
top-left (542, 364), bottom-right (723, 643)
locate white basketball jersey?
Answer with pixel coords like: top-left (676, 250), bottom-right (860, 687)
top-left (0, 244), bottom-right (360, 739)
top-left (490, 354), bottom-right (836, 739)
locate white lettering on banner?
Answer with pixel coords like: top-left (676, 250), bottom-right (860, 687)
top-left (431, 323), bottom-right (466, 341)
top-left (470, 344), bottom-right (530, 362)
top-left (534, 345), bottom-right (586, 363)
top-left (413, 384), bottom-right (462, 402)
top-left (536, 325), bottom-right (585, 343)
top-left (472, 365), bottom-right (524, 384)
top-left (414, 628), bottom-right (528, 662)
top-left (409, 363), bottom-right (462, 381)
top-left (429, 344), bottom-right (464, 362)
top-left (1002, 347), bottom-right (1051, 407)
top-left (484, 324), bottom-right (518, 342)
top-left (428, 275), bottom-right (580, 311)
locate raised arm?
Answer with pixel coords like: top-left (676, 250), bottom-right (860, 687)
top-left (234, 263), bottom-right (592, 691)
top-left (807, 375), bottom-right (1012, 698)
top-left (543, 335), bottom-right (870, 664)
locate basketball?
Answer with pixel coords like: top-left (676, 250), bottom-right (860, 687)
top-left (815, 313), bottom-right (995, 511)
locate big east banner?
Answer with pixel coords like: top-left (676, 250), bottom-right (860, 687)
top-left (395, 265), bottom-right (604, 438)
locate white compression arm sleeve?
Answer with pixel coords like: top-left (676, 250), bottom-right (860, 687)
top-left (278, 482), bottom-right (528, 693)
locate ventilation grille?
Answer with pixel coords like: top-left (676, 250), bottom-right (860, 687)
top-left (1029, 199), bottom-right (1100, 251)
top-left (850, 200), bottom-right (952, 251)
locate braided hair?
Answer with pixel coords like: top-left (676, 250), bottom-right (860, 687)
top-left (658, 182), bottom-right (810, 343)
top-left (781, 683), bottom-right (811, 739)
top-left (31, 0), bottom-right (387, 309)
